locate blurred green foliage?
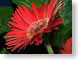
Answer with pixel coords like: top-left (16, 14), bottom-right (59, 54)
top-left (0, 7), bottom-right (13, 34)
top-left (0, 7), bottom-right (13, 54)
top-left (12, 0), bottom-right (50, 9)
top-left (50, 0), bottom-right (72, 48)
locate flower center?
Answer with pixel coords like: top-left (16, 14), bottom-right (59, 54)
top-left (27, 18), bottom-right (49, 39)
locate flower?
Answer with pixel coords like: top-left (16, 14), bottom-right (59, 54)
top-left (60, 37), bottom-right (72, 54)
top-left (5, 0), bottom-right (64, 52)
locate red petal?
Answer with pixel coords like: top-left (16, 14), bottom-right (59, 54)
top-left (60, 37), bottom-right (72, 54)
top-left (13, 9), bottom-right (28, 26)
top-left (43, 4), bottom-right (48, 18)
top-left (11, 41), bottom-right (24, 52)
top-left (6, 40), bottom-right (17, 46)
top-left (22, 6), bottom-right (37, 22)
top-left (37, 5), bottom-right (44, 19)
top-left (43, 27), bottom-right (51, 32)
top-left (53, 27), bottom-right (59, 30)
top-left (48, 0), bottom-right (56, 18)
top-left (34, 34), bottom-right (43, 46)
top-left (6, 31), bottom-right (25, 36)
top-left (16, 7), bottom-right (31, 24)
top-left (52, 18), bottom-right (64, 27)
top-left (32, 2), bottom-right (40, 19)
top-left (8, 22), bottom-right (27, 30)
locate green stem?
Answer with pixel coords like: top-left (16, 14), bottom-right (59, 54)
top-left (46, 44), bottom-right (54, 54)
top-left (0, 48), bottom-right (7, 54)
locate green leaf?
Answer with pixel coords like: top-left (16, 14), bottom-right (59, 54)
top-left (12, 0), bottom-right (33, 9)
top-left (0, 7), bottom-right (13, 34)
top-left (40, 0), bottom-right (50, 4)
top-left (12, 0), bottom-right (50, 9)
top-left (51, 0), bottom-right (72, 48)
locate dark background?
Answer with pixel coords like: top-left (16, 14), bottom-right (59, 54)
top-left (0, 0), bottom-right (10, 6)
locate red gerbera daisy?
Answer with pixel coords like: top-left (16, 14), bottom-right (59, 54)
top-left (5, 0), bottom-right (64, 52)
top-left (60, 37), bottom-right (72, 54)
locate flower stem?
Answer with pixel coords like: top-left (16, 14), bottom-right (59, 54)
top-left (46, 44), bottom-right (54, 54)
top-left (0, 48), bottom-right (8, 54)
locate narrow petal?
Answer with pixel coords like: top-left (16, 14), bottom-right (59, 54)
top-left (34, 34), bottom-right (42, 46)
top-left (8, 22), bottom-right (27, 30)
top-left (6, 40), bottom-right (17, 45)
top-left (52, 18), bottom-right (64, 27)
top-left (11, 41), bottom-right (24, 52)
top-left (48, 0), bottom-right (56, 18)
top-left (53, 27), bottom-right (59, 30)
top-left (22, 6), bottom-right (37, 22)
top-left (43, 27), bottom-right (51, 32)
top-left (32, 2), bottom-right (40, 19)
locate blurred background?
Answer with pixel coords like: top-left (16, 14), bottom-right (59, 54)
top-left (0, 0), bottom-right (10, 6)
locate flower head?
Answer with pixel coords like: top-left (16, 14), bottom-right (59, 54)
top-left (6, 0), bottom-right (64, 52)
